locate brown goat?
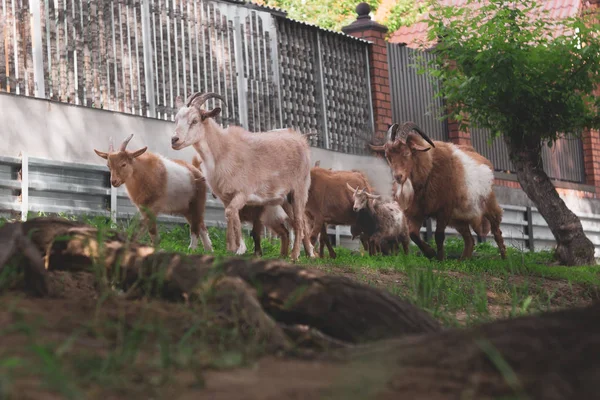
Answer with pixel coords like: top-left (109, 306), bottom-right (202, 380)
top-left (305, 165), bottom-right (373, 258)
top-left (370, 122), bottom-right (506, 261)
top-left (94, 135), bottom-right (212, 252)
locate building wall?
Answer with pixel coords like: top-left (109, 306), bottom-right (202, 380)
top-left (3, 92), bottom-right (600, 216)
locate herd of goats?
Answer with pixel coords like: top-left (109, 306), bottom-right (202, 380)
top-left (93, 91), bottom-right (508, 262)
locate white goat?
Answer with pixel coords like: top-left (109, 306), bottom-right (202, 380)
top-left (170, 92), bottom-right (314, 261)
top-left (347, 183), bottom-right (410, 255)
top-left (94, 134), bottom-right (213, 252)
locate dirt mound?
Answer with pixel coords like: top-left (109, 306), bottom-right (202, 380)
top-left (2, 217), bottom-right (600, 400)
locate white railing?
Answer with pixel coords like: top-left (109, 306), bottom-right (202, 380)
top-left (2, 155), bottom-right (600, 256)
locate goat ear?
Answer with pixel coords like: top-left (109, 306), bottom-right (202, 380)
top-left (131, 147), bottom-right (148, 158)
top-left (368, 143), bottom-right (386, 156)
top-left (175, 95), bottom-right (185, 109)
top-left (94, 149), bottom-right (109, 159)
top-left (201, 107), bottom-right (222, 120)
top-left (410, 142), bottom-right (431, 152)
top-left (366, 193), bottom-right (381, 200)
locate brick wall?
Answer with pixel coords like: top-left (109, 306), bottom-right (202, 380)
top-left (495, 178), bottom-right (600, 199)
top-left (447, 118), bottom-right (471, 146)
top-left (342, 4), bottom-right (391, 142)
top-left (582, 130), bottom-right (600, 188)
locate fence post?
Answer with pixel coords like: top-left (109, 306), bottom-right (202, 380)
top-left (425, 218), bottom-right (433, 243)
top-left (110, 186), bottom-right (118, 223)
top-left (526, 206), bottom-right (535, 252)
top-left (29, 0), bottom-right (46, 99)
top-left (365, 45), bottom-right (375, 135)
top-left (19, 152), bottom-right (29, 221)
top-left (267, 13), bottom-right (284, 129)
top-left (233, 9), bottom-right (249, 129)
top-left (141, 0), bottom-right (156, 118)
top-left (315, 32), bottom-right (330, 149)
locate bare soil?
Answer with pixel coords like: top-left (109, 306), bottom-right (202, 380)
top-left (1, 263), bottom-right (596, 400)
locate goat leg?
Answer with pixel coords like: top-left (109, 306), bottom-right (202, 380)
top-left (408, 218), bottom-right (436, 259)
top-left (141, 210), bottom-right (160, 247)
top-left (225, 194), bottom-right (247, 255)
top-left (320, 224), bottom-right (336, 259)
top-left (454, 222), bottom-right (475, 260)
top-left (251, 219), bottom-right (264, 257)
top-left (434, 216), bottom-right (451, 261)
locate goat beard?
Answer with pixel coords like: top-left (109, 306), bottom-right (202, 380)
top-left (395, 179), bottom-right (414, 211)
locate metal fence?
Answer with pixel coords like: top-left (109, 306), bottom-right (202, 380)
top-left (0, 0), bottom-right (372, 154)
top-left (388, 44), bottom-right (586, 183)
top-left (387, 43), bottom-right (448, 142)
top-left (2, 155), bottom-right (600, 257)
top-left (471, 127), bottom-right (586, 183)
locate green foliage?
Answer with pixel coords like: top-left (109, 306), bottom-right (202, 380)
top-left (422, 0), bottom-right (600, 147)
top-left (385, 0), bottom-right (428, 37)
top-left (262, 0), bottom-right (379, 31)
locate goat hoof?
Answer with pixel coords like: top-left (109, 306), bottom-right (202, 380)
top-left (235, 241), bottom-right (247, 255)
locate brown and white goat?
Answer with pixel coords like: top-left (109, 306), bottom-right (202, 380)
top-left (347, 184), bottom-right (410, 255)
top-left (170, 92), bottom-right (314, 261)
top-left (369, 122), bottom-right (506, 261)
top-left (305, 164), bottom-right (373, 258)
top-left (191, 157), bottom-right (291, 258)
top-left (93, 134), bottom-right (213, 252)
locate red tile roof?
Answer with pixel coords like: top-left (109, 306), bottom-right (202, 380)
top-left (389, 0), bottom-right (583, 48)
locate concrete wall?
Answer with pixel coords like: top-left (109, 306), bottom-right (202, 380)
top-left (2, 92), bottom-right (600, 215)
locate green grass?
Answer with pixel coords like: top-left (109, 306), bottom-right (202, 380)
top-left (62, 213), bottom-right (600, 285)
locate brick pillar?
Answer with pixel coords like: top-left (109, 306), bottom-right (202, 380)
top-left (447, 118), bottom-right (472, 146)
top-left (582, 130), bottom-right (600, 187)
top-left (582, 0), bottom-right (600, 188)
top-left (342, 3), bottom-right (391, 142)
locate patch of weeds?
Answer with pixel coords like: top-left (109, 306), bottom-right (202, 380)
top-left (0, 356), bottom-right (24, 398)
top-left (0, 261), bottom-right (22, 293)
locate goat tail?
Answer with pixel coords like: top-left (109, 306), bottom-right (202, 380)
top-left (480, 216), bottom-right (491, 237)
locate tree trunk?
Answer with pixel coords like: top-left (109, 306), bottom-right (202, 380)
top-left (506, 140), bottom-right (595, 266)
top-left (0, 217), bottom-right (442, 346)
top-left (324, 300), bottom-right (600, 400)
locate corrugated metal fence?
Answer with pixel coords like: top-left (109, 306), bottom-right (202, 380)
top-left (471, 127), bottom-right (586, 183)
top-left (2, 155), bottom-right (600, 256)
top-left (388, 44), bottom-right (586, 183)
top-left (0, 0), bottom-right (372, 154)
top-left (387, 43), bottom-right (448, 141)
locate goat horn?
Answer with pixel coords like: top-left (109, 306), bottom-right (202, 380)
top-left (186, 92), bottom-right (227, 108)
top-left (386, 123), bottom-right (399, 143)
top-left (399, 122), bottom-right (436, 148)
top-left (108, 136), bottom-right (114, 152)
top-left (120, 134), bottom-right (134, 152)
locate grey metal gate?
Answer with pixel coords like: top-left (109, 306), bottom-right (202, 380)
top-left (387, 43), bottom-right (448, 141)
